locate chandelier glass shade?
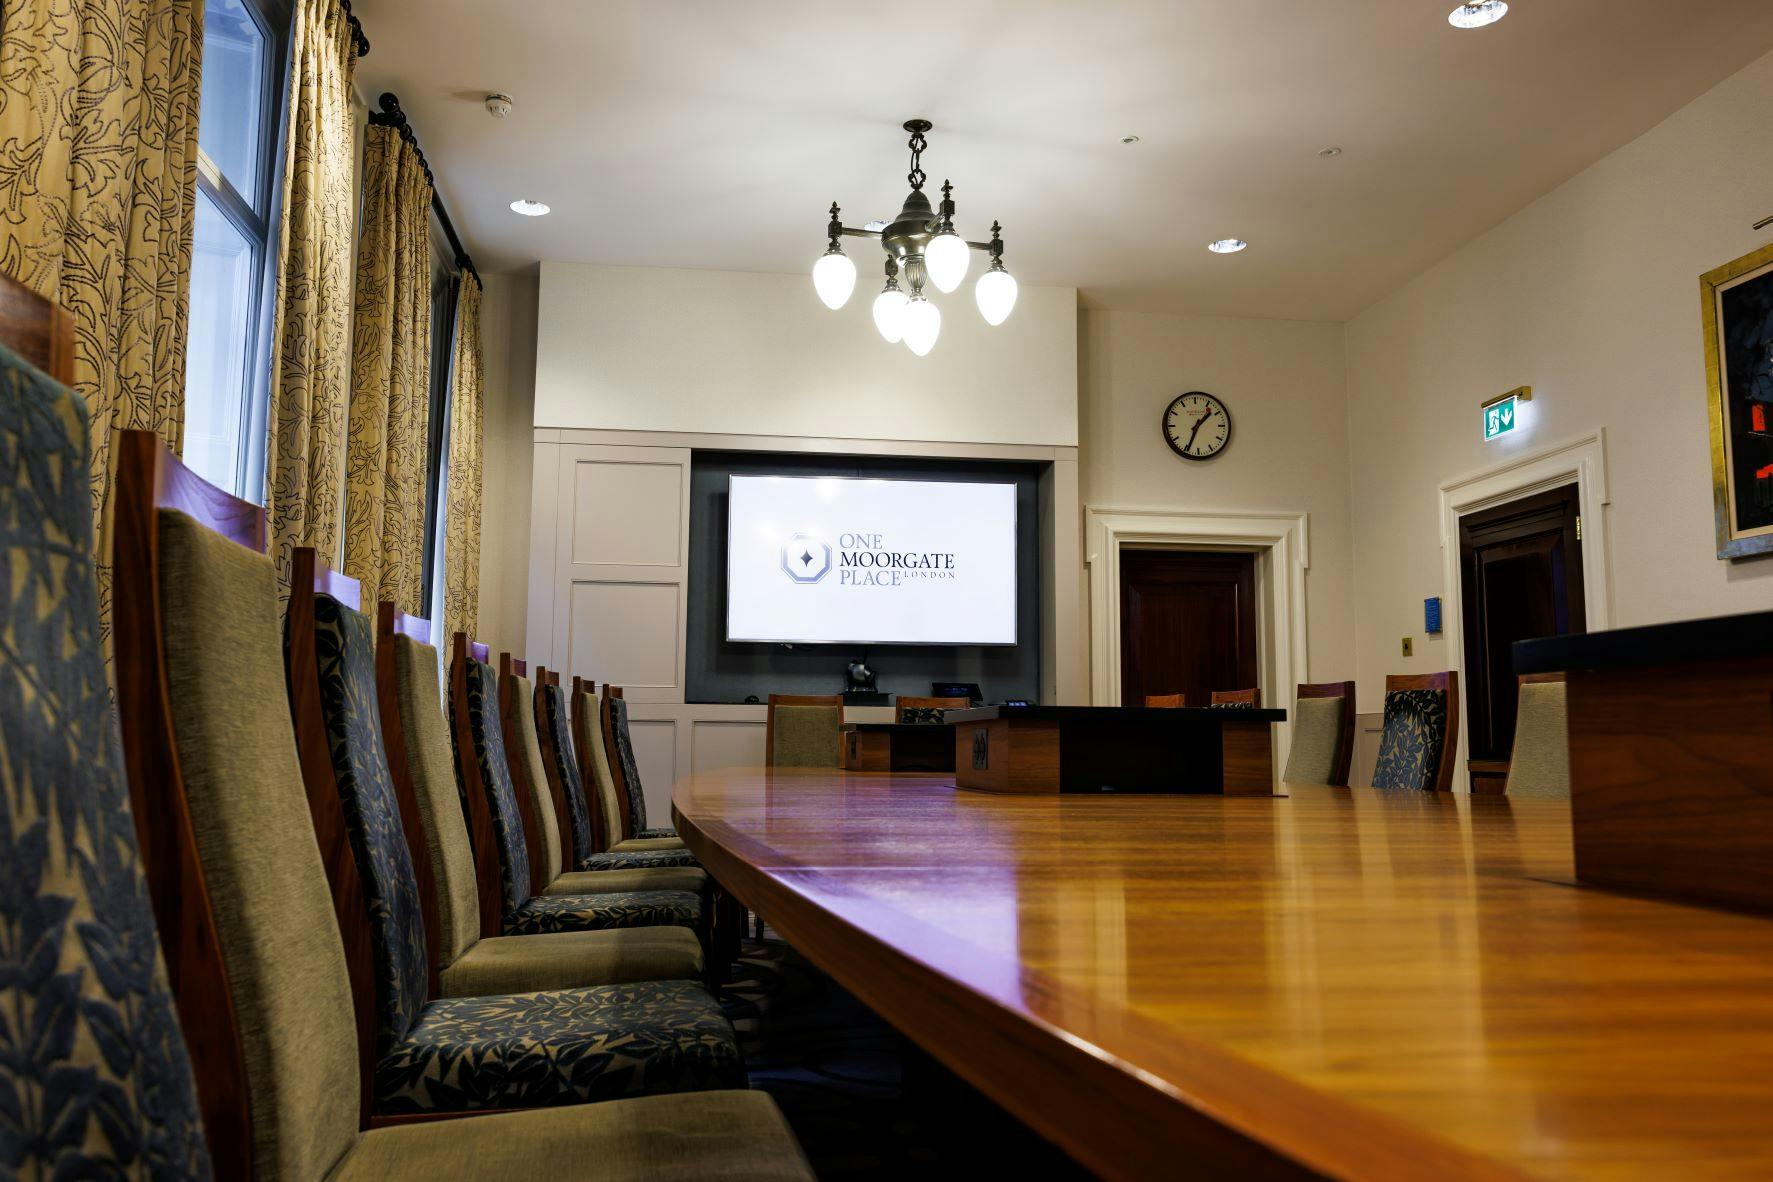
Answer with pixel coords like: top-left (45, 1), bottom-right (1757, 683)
top-left (814, 120), bottom-right (1015, 354)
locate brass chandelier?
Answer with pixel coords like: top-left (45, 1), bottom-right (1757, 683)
top-left (812, 120), bottom-right (1019, 356)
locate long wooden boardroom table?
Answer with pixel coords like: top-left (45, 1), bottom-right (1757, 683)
top-left (674, 768), bottom-right (1773, 1181)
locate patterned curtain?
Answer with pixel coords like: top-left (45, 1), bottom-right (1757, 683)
top-left (342, 122), bottom-right (431, 609)
top-left (442, 274), bottom-right (483, 641)
top-left (266, 0), bottom-right (356, 583)
top-left (0, 0), bottom-right (203, 632)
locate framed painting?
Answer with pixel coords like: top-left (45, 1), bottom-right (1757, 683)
top-left (1700, 240), bottom-right (1773, 560)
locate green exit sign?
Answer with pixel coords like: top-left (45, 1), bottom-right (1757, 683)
top-left (1483, 389), bottom-right (1528, 440)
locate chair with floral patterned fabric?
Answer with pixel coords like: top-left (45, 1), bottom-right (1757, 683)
top-left (597, 684), bottom-right (695, 852)
top-left (111, 429), bottom-right (812, 1177)
top-left (286, 557), bottom-right (737, 1116)
top-left (0, 343), bottom-right (213, 1179)
top-left (449, 640), bottom-right (702, 938)
top-left (609, 690), bottom-right (685, 839)
top-left (1371, 672), bottom-right (1461, 792)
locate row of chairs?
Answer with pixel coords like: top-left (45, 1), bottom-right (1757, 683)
top-left (1142, 688), bottom-right (1262, 708)
top-left (3, 326), bottom-right (811, 1181)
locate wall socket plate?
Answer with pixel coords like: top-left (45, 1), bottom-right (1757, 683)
top-left (1401, 636), bottom-right (1413, 657)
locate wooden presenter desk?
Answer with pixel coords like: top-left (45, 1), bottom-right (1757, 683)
top-left (946, 704), bottom-right (1286, 794)
top-left (840, 722), bottom-right (956, 773)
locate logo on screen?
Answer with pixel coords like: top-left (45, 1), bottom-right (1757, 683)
top-left (780, 533), bottom-right (832, 583)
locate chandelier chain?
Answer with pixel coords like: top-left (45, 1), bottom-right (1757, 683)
top-left (907, 126), bottom-right (927, 191)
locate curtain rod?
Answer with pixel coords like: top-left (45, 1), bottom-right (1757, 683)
top-left (338, 0), bottom-right (370, 58)
top-left (368, 92), bottom-right (481, 286)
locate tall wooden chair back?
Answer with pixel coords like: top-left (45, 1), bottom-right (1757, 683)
top-left (8, 399), bottom-right (211, 1175)
top-left (569, 676), bottom-right (605, 847)
top-left (535, 667), bottom-right (597, 868)
top-left (766, 693), bottom-right (845, 767)
top-left (1284, 681), bottom-right (1357, 786)
top-left (1372, 671), bottom-right (1461, 792)
top-left (895, 694), bottom-right (970, 723)
top-left (114, 430), bottom-right (363, 1174)
top-left (1144, 693), bottom-right (1186, 708)
top-left (600, 684), bottom-right (636, 840)
top-left (447, 632), bottom-right (507, 939)
top-left (1210, 688), bottom-right (1261, 708)
top-left (0, 268), bottom-right (74, 382)
top-left (495, 653), bottom-right (552, 894)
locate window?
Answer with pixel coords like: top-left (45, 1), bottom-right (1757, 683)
top-left (422, 230), bottom-right (463, 634)
top-left (182, 0), bottom-right (288, 500)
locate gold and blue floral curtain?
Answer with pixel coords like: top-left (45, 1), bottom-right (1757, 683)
top-left (267, 0), bottom-right (356, 585)
top-left (441, 273), bottom-right (483, 642)
top-left (343, 121), bottom-right (432, 609)
top-left (0, 0), bottom-right (203, 631)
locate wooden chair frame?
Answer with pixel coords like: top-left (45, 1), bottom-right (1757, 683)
top-left (531, 666), bottom-right (585, 871)
top-left (112, 430), bottom-right (263, 1174)
top-left (1294, 681), bottom-right (1357, 787)
top-left (371, 604), bottom-right (449, 991)
top-left (284, 550), bottom-right (390, 1125)
top-left (894, 694), bottom-right (970, 722)
top-left (1210, 688), bottom-right (1261, 708)
top-left (1383, 671), bottom-right (1461, 793)
top-left (447, 632), bottom-right (507, 940)
top-left (765, 693), bottom-right (845, 766)
top-left (1144, 693), bottom-right (1186, 708)
top-left (0, 269), bottom-right (74, 382)
top-left (496, 653), bottom-right (549, 894)
top-left (568, 675), bottom-right (611, 852)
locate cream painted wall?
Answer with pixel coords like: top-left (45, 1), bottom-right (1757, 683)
top-left (1078, 310), bottom-right (1358, 692)
top-left (534, 262), bottom-right (1078, 445)
top-left (1345, 47), bottom-right (1773, 713)
top-left (475, 268), bottom-right (539, 656)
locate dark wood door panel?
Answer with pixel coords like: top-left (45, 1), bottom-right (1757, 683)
top-left (1119, 550), bottom-right (1258, 707)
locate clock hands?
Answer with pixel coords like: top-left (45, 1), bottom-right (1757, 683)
top-left (1184, 409), bottom-right (1213, 451)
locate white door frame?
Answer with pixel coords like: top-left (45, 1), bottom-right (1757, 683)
top-left (1437, 429), bottom-right (1612, 792)
top-left (1085, 508), bottom-right (1310, 782)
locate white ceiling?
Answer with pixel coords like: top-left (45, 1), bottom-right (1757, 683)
top-left (351, 0), bottom-right (1773, 322)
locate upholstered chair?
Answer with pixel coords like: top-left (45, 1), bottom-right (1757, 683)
top-left (1505, 674), bottom-right (1571, 799)
top-left (575, 685), bottom-right (691, 858)
top-left (609, 692), bottom-right (682, 840)
top-left (449, 642), bottom-right (703, 937)
top-left (1281, 681), bottom-right (1356, 786)
top-left (1143, 693), bottom-right (1186, 708)
top-left (1209, 688), bottom-right (1260, 708)
top-left (1371, 672), bottom-right (1460, 792)
top-left (376, 607), bottom-right (707, 992)
top-left (287, 565), bottom-right (740, 1116)
top-left (109, 429), bottom-right (813, 1178)
top-left (0, 347), bottom-right (211, 1179)
top-left (537, 674), bottom-right (704, 888)
top-left (765, 693), bottom-right (845, 767)
top-left (895, 694), bottom-right (969, 724)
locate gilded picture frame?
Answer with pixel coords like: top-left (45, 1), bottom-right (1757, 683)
top-left (1700, 239), bottom-right (1773, 560)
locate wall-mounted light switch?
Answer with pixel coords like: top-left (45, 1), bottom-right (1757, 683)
top-left (1401, 636), bottom-right (1414, 657)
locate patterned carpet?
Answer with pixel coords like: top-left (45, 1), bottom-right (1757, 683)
top-left (721, 934), bottom-right (1097, 1181)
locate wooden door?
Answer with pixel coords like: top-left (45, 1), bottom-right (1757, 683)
top-left (1458, 484), bottom-right (1585, 791)
top-left (1119, 550), bottom-right (1258, 708)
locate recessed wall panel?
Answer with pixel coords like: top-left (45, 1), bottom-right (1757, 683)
top-left (691, 721), bottom-right (766, 775)
top-left (571, 460), bottom-right (682, 567)
top-left (628, 719), bottom-right (677, 825)
top-left (569, 581), bottom-right (679, 688)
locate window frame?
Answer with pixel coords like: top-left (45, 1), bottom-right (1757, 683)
top-left (187, 0), bottom-right (292, 503)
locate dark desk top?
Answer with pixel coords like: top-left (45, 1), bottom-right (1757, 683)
top-left (839, 721), bottom-right (954, 733)
top-left (1514, 609), bottom-right (1773, 674)
top-left (946, 704), bottom-right (1289, 724)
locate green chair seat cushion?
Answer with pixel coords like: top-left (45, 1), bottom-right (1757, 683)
top-left (1371, 688), bottom-right (1449, 791)
top-left (770, 704), bottom-right (842, 767)
top-left (332, 1089), bottom-right (814, 1181)
top-left (579, 845), bottom-right (697, 869)
top-left (373, 980), bottom-right (744, 1115)
top-left (610, 835), bottom-right (686, 852)
top-left (549, 867), bottom-right (706, 896)
top-left (437, 928), bottom-right (703, 997)
top-left (502, 889), bottom-right (701, 936)
top-left (1282, 695), bottom-right (1345, 785)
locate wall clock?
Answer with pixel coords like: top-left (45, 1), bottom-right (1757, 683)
top-left (1163, 391), bottom-right (1231, 460)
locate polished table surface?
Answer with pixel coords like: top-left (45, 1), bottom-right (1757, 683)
top-left (674, 768), bottom-right (1773, 1182)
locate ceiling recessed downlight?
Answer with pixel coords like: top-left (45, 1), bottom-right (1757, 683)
top-left (1208, 238), bottom-right (1248, 254)
top-left (1121, 135), bottom-right (1141, 145)
top-left (1318, 146), bottom-right (1343, 157)
top-left (1448, 1), bottom-right (1507, 28)
top-left (510, 199), bottom-right (551, 216)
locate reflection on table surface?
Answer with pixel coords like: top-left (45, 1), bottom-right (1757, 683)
top-left (676, 768), bottom-right (1773, 1181)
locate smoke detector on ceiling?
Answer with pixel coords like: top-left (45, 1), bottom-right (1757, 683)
top-left (485, 93), bottom-right (513, 118)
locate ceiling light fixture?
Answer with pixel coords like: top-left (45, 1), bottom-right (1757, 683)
top-left (1208, 238), bottom-right (1248, 254)
top-left (1448, 1), bottom-right (1507, 28)
top-left (1121, 135), bottom-right (1141, 145)
top-left (1318, 146), bottom-right (1343, 157)
top-left (509, 199), bottom-right (550, 216)
top-left (813, 120), bottom-right (1016, 352)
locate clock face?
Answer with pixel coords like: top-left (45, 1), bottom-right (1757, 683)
top-left (1163, 392), bottom-right (1231, 460)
